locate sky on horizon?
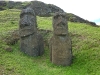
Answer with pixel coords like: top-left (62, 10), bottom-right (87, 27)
top-left (11, 0), bottom-right (100, 25)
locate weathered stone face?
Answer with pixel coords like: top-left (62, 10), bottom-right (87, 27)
top-left (19, 7), bottom-right (44, 56)
top-left (49, 12), bottom-right (72, 66)
top-left (20, 7), bottom-right (36, 27)
top-left (53, 12), bottom-right (68, 36)
top-left (19, 7), bottom-right (37, 37)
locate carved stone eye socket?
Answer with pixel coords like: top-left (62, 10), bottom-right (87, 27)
top-left (27, 12), bottom-right (35, 16)
top-left (62, 22), bottom-right (66, 26)
top-left (24, 24), bottom-right (29, 26)
top-left (57, 22), bottom-right (66, 27)
top-left (20, 12), bottom-right (35, 18)
top-left (54, 15), bottom-right (60, 19)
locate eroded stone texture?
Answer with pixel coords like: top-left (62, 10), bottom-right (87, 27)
top-left (19, 7), bottom-right (44, 56)
top-left (29, 1), bottom-right (64, 16)
top-left (49, 12), bottom-right (72, 66)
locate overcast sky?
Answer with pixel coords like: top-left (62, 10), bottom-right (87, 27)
top-left (11, 0), bottom-right (100, 25)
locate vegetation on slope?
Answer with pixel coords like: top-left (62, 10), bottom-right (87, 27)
top-left (0, 1), bottom-right (97, 26)
top-left (0, 9), bottom-right (100, 75)
top-left (0, 1), bottom-right (30, 10)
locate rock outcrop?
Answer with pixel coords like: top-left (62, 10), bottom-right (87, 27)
top-left (0, 1), bottom-right (7, 10)
top-left (67, 13), bottom-right (97, 26)
top-left (29, 1), bottom-right (64, 16)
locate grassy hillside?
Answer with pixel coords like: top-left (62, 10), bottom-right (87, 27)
top-left (0, 9), bottom-right (100, 75)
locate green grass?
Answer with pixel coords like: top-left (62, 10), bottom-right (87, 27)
top-left (0, 9), bottom-right (100, 75)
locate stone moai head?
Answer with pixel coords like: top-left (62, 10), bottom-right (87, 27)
top-left (19, 7), bottom-right (37, 37)
top-left (53, 12), bottom-right (68, 36)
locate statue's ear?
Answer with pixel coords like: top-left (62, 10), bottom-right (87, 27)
top-left (20, 13), bottom-right (24, 18)
top-left (20, 9), bottom-right (26, 18)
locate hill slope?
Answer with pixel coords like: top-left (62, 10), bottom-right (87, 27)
top-left (0, 1), bottom-right (98, 26)
top-left (0, 9), bottom-right (100, 75)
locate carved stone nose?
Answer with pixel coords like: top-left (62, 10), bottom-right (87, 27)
top-left (21, 16), bottom-right (30, 24)
top-left (20, 20), bottom-right (29, 28)
top-left (21, 21), bottom-right (28, 25)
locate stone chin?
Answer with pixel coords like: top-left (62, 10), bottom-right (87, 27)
top-left (54, 31), bottom-right (67, 36)
top-left (19, 25), bottom-right (37, 38)
top-left (54, 28), bottom-right (67, 36)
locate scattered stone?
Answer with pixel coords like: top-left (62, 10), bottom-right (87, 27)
top-left (19, 7), bottom-right (44, 56)
top-left (49, 12), bottom-right (73, 66)
top-left (5, 30), bottom-right (19, 45)
top-left (5, 46), bottom-right (13, 52)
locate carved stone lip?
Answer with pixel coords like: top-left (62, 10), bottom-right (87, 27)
top-left (19, 27), bottom-right (36, 38)
top-left (61, 33), bottom-right (67, 35)
top-left (20, 25), bottom-right (33, 29)
top-left (20, 29), bottom-right (34, 33)
top-left (20, 32), bottom-right (35, 38)
top-left (20, 27), bottom-right (32, 31)
top-left (55, 33), bottom-right (67, 36)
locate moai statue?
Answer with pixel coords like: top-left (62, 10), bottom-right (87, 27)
top-left (19, 7), bottom-right (44, 56)
top-left (49, 12), bottom-right (73, 66)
